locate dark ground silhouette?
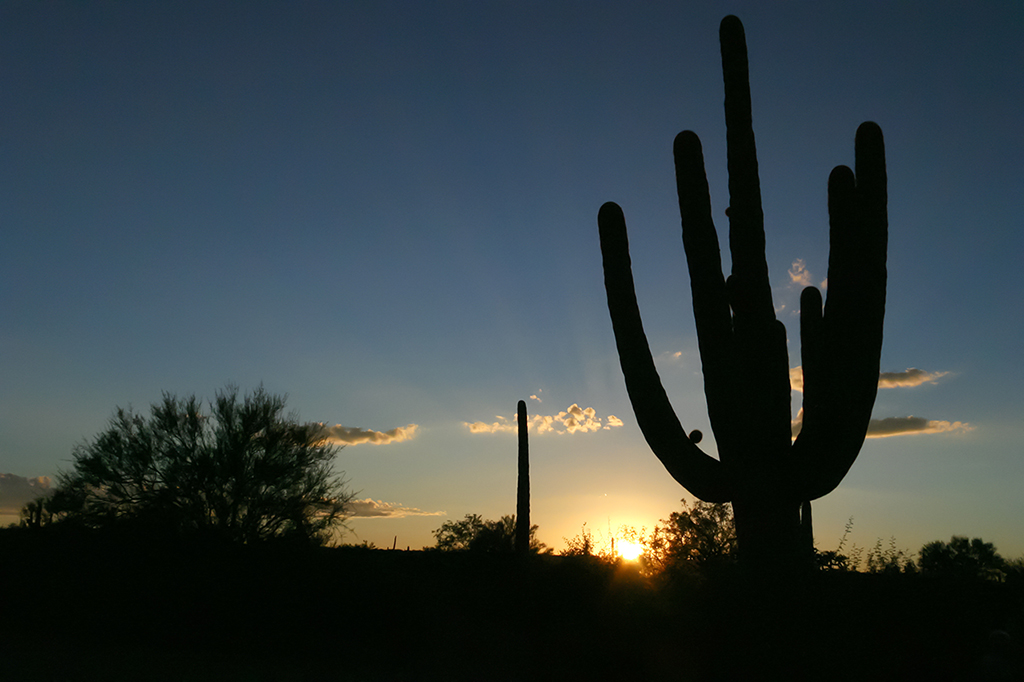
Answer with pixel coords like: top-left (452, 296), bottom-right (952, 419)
top-left (3, 528), bottom-right (1021, 681)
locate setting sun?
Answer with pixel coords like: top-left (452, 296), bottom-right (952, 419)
top-left (617, 540), bottom-right (643, 561)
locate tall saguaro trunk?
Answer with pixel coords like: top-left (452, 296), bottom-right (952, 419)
top-left (515, 400), bottom-right (530, 555)
top-left (597, 15), bottom-right (887, 571)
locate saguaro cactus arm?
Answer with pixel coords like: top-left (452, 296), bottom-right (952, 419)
top-left (792, 122), bottom-right (887, 499)
top-left (598, 202), bottom-right (730, 502)
top-left (673, 131), bottom-right (737, 458)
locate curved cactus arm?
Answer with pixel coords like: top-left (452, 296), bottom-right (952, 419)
top-left (598, 201), bottom-right (731, 502)
top-left (673, 131), bottom-right (738, 456)
top-left (792, 122), bottom-right (888, 500)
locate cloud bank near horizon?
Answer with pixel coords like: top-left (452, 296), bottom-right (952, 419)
top-left (347, 498), bottom-right (446, 518)
top-left (790, 409), bottom-right (974, 440)
top-left (465, 404), bottom-right (623, 435)
top-left (877, 368), bottom-right (951, 388)
top-left (321, 424), bottom-right (419, 446)
top-left (865, 416), bottom-right (975, 438)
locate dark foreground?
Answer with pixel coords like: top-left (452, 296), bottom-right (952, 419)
top-left (2, 529), bottom-right (1021, 681)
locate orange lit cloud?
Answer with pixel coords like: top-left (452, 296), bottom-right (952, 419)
top-left (865, 416), bottom-right (974, 438)
top-left (789, 367), bottom-right (950, 393)
top-left (790, 410), bottom-right (974, 440)
top-left (322, 424), bottom-right (419, 446)
top-left (657, 350), bottom-right (691, 366)
top-left (789, 259), bottom-right (813, 287)
top-left (347, 498), bottom-right (446, 518)
top-left (877, 368), bottom-right (950, 388)
top-left (465, 404), bottom-right (623, 435)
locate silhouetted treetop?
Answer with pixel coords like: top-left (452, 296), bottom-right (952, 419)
top-left (430, 513), bottom-right (547, 553)
top-left (41, 385), bottom-right (352, 545)
top-left (919, 536), bottom-right (1006, 581)
top-left (644, 498), bottom-right (737, 579)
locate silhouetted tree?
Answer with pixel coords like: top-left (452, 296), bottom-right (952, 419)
top-left (1004, 557), bottom-right (1024, 587)
top-left (431, 513), bottom-right (487, 551)
top-left (431, 513), bottom-right (547, 553)
top-left (919, 536), bottom-right (1005, 581)
top-left (472, 515), bottom-right (520, 553)
top-left (597, 15), bottom-right (887, 569)
top-left (644, 498), bottom-right (736, 577)
top-left (41, 386), bottom-right (352, 545)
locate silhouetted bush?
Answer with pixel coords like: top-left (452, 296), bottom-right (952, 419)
top-left (561, 523), bottom-right (600, 557)
top-left (32, 385), bottom-right (352, 545)
top-left (429, 512), bottom-right (548, 553)
top-left (920, 536), bottom-right (1006, 581)
top-left (866, 537), bottom-right (918, 575)
top-left (643, 498), bottom-right (737, 580)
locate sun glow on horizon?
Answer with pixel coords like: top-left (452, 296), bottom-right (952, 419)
top-left (617, 540), bottom-right (643, 561)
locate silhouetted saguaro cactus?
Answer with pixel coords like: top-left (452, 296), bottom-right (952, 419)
top-left (598, 15), bottom-right (887, 568)
top-left (515, 400), bottom-right (530, 555)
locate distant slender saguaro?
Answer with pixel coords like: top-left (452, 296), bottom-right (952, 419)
top-left (515, 400), bottom-right (530, 555)
top-left (598, 15), bottom-right (887, 569)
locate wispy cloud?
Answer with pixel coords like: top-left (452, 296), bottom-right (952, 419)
top-left (866, 417), bottom-right (974, 438)
top-left (790, 367), bottom-right (950, 393)
top-left (321, 424), bottom-right (419, 446)
top-left (658, 350), bottom-right (685, 363)
top-left (0, 474), bottom-right (52, 515)
top-left (657, 349), bottom-right (699, 369)
top-left (530, 391), bottom-right (542, 404)
top-left (790, 410), bottom-right (974, 440)
top-left (347, 498), bottom-right (446, 518)
top-left (466, 419), bottom-right (515, 434)
top-left (789, 259), bottom-right (813, 287)
top-left (878, 368), bottom-right (950, 388)
top-left (465, 404), bottom-right (623, 435)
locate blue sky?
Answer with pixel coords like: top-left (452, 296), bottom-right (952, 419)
top-left (2, 2), bottom-right (1022, 557)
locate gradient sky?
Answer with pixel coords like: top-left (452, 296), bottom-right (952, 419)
top-left (2, 2), bottom-right (1021, 557)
